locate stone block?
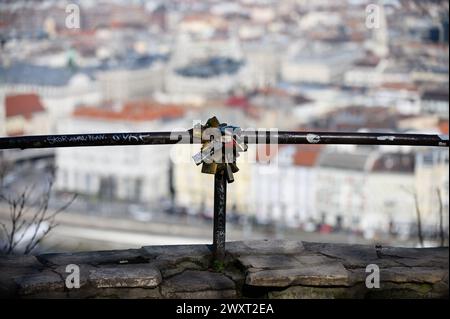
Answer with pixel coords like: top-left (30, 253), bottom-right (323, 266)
top-left (161, 270), bottom-right (236, 298)
top-left (227, 240), bottom-right (304, 256)
top-left (246, 262), bottom-right (349, 287)
top-left (88, 264), bottom-right (161, 288)
top-left (38, 249), bottom-right (147, 266)
top-left (16, 270), bottom-right (65, 296)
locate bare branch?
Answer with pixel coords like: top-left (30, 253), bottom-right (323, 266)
top-left (412, 191), bottom-right (424, 248)
top-left (1, 171), bottom-right (75, 255)
top-left (24, 222), bottom-right (58, 255)
top-left (401, 186), bottom-right (424, 247)
top-left (23, 174), bottom-right (67, 254)
top-left (44, 194), bottom-right (77, 222)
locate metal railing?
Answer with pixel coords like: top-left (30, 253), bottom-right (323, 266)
top-left (0, 116), bottom-right (448, 259)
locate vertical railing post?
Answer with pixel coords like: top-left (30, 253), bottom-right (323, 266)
top-left (213, 170), bottom-right (227, 260)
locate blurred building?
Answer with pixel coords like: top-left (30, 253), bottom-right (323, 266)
top-left (55, 101), bottom-right (186, 203)
top-left (173, 149), bottom-right (253, 218)
top-left (0, 63), bottom-right (101, 133)
top-left (164, 15), bottom-right (245, 98)
top-left (372, 82), bottom-right (421, 115)
top-left (344, 55), bottom-right (385, 88)
top-left (248, 88), bottom-right (311, 128)
top-left (281, 41), bottom-right (364, 84)
top-left (315, 147), bottom-right (369, 231)
top-left (420, 89), bottom-right (449, 119)
top-left (97, 56), bottom-right (166, 103)
top-left (364, 152), bottom-right (416, 238)
top-left (251, 144), bottom-right (321, 227)
top-left (240, 41), bottom-right (282, 90)
top-left (165, 56), bottom-right (246, 96)
top-left (414, 148), bottom-right (449, 230)
top-left (2, 93), bottom-right (49, 136)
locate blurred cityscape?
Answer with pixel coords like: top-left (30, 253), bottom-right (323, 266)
top-left (0, 0), bottom-right (448, 253)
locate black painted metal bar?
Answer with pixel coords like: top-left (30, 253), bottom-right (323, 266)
top-left (0, 131), bottom-right (448, 149)
top-left (0, 131), bottom-right (192, 149)
top-left (213, 170), bottom-right (227, 260)
top-left (242, 131), bottom-right (449, 147)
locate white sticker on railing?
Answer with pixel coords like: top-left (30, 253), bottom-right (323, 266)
top-left (306, 134), bottom-right (320, 143)
top-left (377, 136), bottom-right (395, 141)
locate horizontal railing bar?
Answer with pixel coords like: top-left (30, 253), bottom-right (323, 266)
top-left (0, 131), bottom-right (448, 149)
top-left (0, 132), bottom-right (190, 149)
top-left (245, 131), bottom-right (449, 147)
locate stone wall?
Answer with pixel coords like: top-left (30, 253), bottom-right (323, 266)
top-left (0, 240), bottom-right (448, 298)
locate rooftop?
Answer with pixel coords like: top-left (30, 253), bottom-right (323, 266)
top-left (0, 54), bottom-right (167, 87)
top-left (439, 120), bottom-right (449, 135)
top-left (422, 89), bottom-right (449, 101)
top-left (292, 145), bottom-right (323, 167)
top-left (5, 93), bottom-right (45, 119)
top-left (73, 101), bottom-right (186, 122)
top-left (0, 63), bottom-right (87, 87)
top-left (175, 57), bottom-right (243, 78)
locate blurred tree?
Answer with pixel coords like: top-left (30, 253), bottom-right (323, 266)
top-left (0, 171), bottom-right (76, 255)
top-left (436, 188), bottom-right (445, 247)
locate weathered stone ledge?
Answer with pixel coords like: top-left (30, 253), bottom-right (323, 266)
top-left (0, 240), bottom-right (448, 299)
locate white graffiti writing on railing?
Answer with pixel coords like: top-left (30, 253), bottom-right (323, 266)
top-left (112, 134), bottom-right (150, 142)
top-left (47, 134), bottom-right (107, 145)
top-left (47, 136), bottom-right (67, 144)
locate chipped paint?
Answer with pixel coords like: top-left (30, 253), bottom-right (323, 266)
top-left (377, 136), bottom-right (396, 141)
top-left (306, 134), bottom-right (320, 143)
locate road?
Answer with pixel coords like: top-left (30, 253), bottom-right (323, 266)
top-left (1, 201), bottom-right (418, 254)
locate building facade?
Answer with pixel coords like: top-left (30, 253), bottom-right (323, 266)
top-left (55, 102), bottom-right (187, 204)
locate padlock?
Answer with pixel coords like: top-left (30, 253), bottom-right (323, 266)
top-left (224, 163), bottom-right (234, 183)
top-left (206, 116), bottom-right (220, 128)
top-left (202, 162), bottom-right (218, 174)
top-left (228, 162), bottom-right (239, 173)
top-left (191, 117), bottom-right (248, 183)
